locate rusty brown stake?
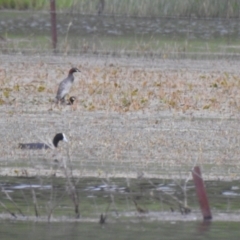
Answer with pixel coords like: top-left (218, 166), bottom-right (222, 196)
top-left (50, 0), bottom-right (57, 51)
top-left (192, 166), bottom-right (212, 220)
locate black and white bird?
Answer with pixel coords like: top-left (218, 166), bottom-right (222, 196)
top-left (18, 133), bottom-right (68, 150)
top-left (55, 68), bottom-right (80, 103)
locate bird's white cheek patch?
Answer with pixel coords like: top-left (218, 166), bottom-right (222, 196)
top-left (63, 133), bottom-right (68, 142)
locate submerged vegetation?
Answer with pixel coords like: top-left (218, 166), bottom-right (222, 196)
top-left (0, 0), bottom-right (240, 18)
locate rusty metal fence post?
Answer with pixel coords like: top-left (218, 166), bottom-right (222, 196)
top-left (192, 166), bottom-right (212, 220)
top-left (50, 0), bottom-right (57, 51)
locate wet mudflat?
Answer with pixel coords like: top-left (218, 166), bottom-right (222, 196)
top-left (1, 55), bottom-right (240, 180)
top-left (1, 109), bottom-right (240, 180)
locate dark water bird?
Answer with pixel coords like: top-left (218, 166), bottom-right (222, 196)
top-left (55, 68), bottom-right (80, 103)
top-left (18, 133), bottom-right (68, 150)
top-left (67, 96), bottom-right (76, 105)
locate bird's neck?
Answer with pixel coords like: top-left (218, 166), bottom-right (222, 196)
top-left (53, 138), bottom-right (59, 148)
top-left (68, 73), bottom-right (74, 82)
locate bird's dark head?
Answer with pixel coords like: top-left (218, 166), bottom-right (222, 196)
top-left (69, 96), bottom-right (76, 105)
top-left (53, 133), bottom-right (68, 147)
top-left (69, 67), bottom-right (80, 75)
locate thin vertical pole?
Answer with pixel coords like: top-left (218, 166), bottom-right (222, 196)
top-left (50, 0), bottom-right (57, 50)
top-left (192, 166), bottom-right (212, 220)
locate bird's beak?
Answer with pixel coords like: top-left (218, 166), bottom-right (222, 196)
top-left (77, 68), bottom-right (81, 72)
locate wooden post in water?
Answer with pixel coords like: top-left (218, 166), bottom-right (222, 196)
top-left (50, 0), bottom-right (57, 51)
top-left (192, 166), bottom-right (212, 220)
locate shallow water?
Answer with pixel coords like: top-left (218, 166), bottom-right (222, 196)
top-left (1, 176), bottom-right (240, 221)
top-left (1, 11), bottom-right (240, 57)
top-left (1, 218), bottom-right (240, 240)
top-left (0, 12), bottom-right (238, 39)
top-left (1, 175), bottom-right (240, 239)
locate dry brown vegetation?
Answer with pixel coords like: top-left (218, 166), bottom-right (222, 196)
top-left (1, 57), bottom-right (240, 114)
